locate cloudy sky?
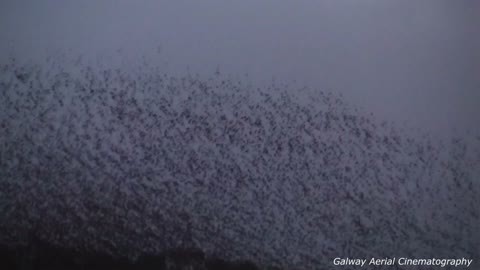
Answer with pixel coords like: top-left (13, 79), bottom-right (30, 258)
top-left (1, 0), bottom-right (479, 137)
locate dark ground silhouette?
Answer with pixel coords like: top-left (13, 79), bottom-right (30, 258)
top-left (0, 234), bottom-right (267, 270)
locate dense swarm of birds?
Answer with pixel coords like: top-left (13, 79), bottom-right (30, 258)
top-left (0, 56), bottom-right (479, 269)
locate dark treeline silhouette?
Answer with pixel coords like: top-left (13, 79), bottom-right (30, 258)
top-left (0, 56), bottom-right (478, 269)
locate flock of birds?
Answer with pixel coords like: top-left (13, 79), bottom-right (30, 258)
top-left (0, 58), bottom-right (478, 269)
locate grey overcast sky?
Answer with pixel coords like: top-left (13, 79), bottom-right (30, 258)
top-left (1, 0), bottom-right (479, 137)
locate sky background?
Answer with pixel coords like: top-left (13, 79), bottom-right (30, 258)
top-left (1, 0), bottom-right (479, 138)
